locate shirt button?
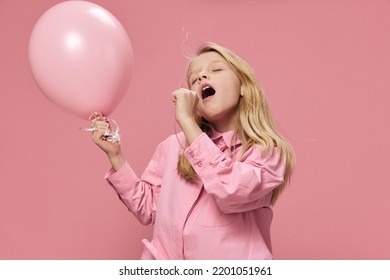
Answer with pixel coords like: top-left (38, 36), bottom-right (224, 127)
top-left (197, 162), bottom-right (202, 167)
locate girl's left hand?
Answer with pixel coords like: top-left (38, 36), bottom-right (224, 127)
top-left (171, 88), bottom-right (199, 126)
top-left (172, 88), bottom-right (203, 145)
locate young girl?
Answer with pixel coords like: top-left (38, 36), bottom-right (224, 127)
top-left (92, 43), bottom-right (294, 259)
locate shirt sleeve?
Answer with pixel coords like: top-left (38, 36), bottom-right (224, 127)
top-left (184, 133), bottom-right (285, 213)
top-left (105, 140), bottom-right (167, 226)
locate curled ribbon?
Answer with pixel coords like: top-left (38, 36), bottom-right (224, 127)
top-left (80, 112), bottom-right (121, 143)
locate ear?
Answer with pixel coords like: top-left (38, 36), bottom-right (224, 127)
top-left (240, 86), bottom-right (244, 97)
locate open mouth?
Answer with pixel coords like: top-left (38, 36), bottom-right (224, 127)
top-left (202, 85), bottom-right (216, 100)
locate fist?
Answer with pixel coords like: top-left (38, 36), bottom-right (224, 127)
top-left (172, 88), bottom-right (199, 124)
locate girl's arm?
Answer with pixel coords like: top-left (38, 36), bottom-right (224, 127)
top-left (92, 117), bottom-right (162, 225)
top-left (105, 161), bottom-right (161, 226)
top-left (184, 133), bottom-right (285, 213)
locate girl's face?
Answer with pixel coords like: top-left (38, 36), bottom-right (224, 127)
top-left (188, 51), bottom-right (242, 132)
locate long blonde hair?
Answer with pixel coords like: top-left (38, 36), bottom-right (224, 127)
top-left (177, 42), bottom-right (295, 205)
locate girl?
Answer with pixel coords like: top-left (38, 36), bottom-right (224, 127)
top-left (92, 43), bottom-right (294, 259)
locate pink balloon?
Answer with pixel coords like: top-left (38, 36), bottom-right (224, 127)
top-left (29, 1), bottom-right (133, 119)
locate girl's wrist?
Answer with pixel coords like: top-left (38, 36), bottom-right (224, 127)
top-left (108, 152), bottom-right (126, 171)
top-left (179, 118), bottom-right (202, 145)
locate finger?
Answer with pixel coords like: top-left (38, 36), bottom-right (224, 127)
top-left (91, 114), bottom-right (108, 122)
top-left (92, 122), bottom-right (109, 140)
top-left (92, 129), bottom-right (108, 144)
top-left (172, 88), bottom-right (196, 99)
top-left (171, 91), bottom-right (177, 102)
top-left (96, 123), bottom-right (109, 134)
top-left (91, 121), bottom-right (108, 132)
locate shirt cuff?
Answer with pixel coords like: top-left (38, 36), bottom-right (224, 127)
top-left (184, 133), bottom-right (225, 176)
top-left (104, 161), bottom-right (139, 195)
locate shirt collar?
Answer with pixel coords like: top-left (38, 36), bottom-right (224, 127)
top-left (210, 130), bottom-right (242, 149)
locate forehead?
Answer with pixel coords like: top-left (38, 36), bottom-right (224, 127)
top-left (188, 51), bottom-right (226, 73)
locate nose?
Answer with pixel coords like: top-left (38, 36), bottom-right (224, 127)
top-left (197, 72), bottom-right (209, 83)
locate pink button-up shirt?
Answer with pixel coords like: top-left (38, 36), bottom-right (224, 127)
top-left (105, 131), bottom-right (285, 259)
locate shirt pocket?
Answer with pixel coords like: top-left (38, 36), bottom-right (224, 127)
top-left (194, 195), bottom-right (233, 227)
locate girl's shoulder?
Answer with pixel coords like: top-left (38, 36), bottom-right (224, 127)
top-left (156, 131), bottom-right (186, 150)
top-left (164, 131), bottom-right (186, 143)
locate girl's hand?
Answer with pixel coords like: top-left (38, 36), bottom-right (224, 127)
top-left (172, 88), bottom-right (203, 145)
top-left (91, 116), bottom-right (125, 171)
top-left (171, 88), bottom-right (199, 126)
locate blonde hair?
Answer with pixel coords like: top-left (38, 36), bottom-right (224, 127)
top-left (177, 42), bottom-right (295, 205)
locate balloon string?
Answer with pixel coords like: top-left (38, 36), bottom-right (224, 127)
top-left (79, 112), bottom-right (121, 143)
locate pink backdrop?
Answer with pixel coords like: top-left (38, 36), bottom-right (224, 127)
top-left (1, 0), bottom-right (389, 259)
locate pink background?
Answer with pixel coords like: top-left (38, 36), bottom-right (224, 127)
top-left (1, 0), bottom-right (390, 259)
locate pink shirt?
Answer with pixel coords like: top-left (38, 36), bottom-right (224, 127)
top-left (105, 131), bottom-right (285, 259)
